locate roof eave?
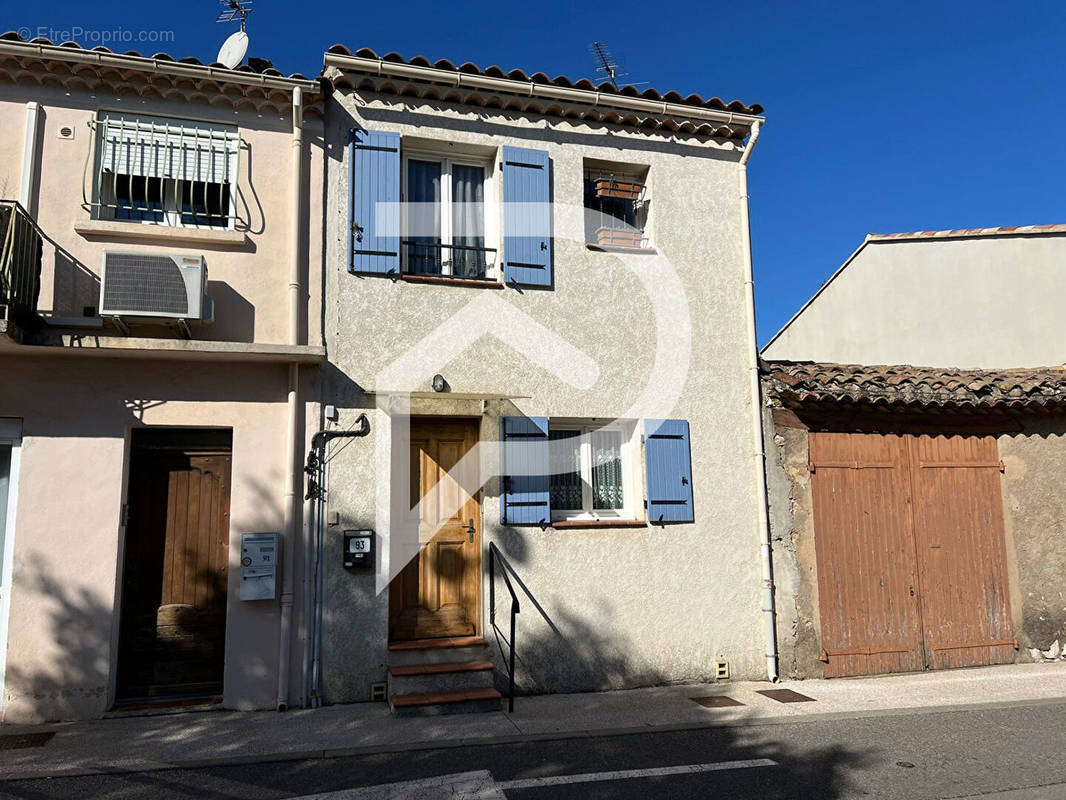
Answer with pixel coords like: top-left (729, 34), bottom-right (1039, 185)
top-left (322, 51), bottom-right (763, 129)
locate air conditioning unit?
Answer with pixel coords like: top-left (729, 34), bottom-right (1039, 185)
top-left (99, 251), bottom-right (213, 324)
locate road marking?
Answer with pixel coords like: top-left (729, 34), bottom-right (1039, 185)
top-left (289, 759), bottom-right (776, 798)
top-left (497, 758), bottom-right (777, 790)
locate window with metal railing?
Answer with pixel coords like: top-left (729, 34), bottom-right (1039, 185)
top-left (86, 113), bottom-right (240, 230)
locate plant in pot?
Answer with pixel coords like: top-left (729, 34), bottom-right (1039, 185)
top-left (594, 178), bottom-right (644, 200)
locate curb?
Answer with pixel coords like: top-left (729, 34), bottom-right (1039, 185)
top-left (3, 695), bottom-right (1066, 783)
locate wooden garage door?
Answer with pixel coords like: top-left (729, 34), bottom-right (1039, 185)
top-left (811, 433), bottom-right (1014, 678)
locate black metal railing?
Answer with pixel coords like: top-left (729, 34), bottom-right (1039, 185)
top-left (489, 541), bottom-right (520, 713)
top-left (402, 240), bottom-right (496, 281)
top-left (0, 201), bottom-right (43, 328)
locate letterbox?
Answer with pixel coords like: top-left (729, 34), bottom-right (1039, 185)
top-left (343, 530), bottom-right (374, 570)
top-left (240, 532), bottom-right (278, 600)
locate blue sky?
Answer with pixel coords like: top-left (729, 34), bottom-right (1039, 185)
top-left (13, 1), bottom-right (1065, 343)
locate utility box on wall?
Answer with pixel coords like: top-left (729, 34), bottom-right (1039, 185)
top-left (241, 532), bottom-right (279, 600)
top-left (343, 529), bottom-right (374, 570)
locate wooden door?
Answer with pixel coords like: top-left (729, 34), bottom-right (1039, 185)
top-left (810, 433), bottom-right (926, 678)
top-left (810, 431), bottom-right (1015, 678)
top-left (389, 419), bottom-right (481, 641)
top-left (908, 435), bottom-right (1015, 669)
top-left (117, 443), bottom-right (231, 700)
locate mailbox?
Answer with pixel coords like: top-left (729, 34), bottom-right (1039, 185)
top-left (344, 530), bottom-right (374, 570)
top-left (241, 532), bottom-right (278, 600)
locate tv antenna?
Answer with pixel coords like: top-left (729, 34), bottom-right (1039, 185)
top-left (215, 0), bottom-right (252, 68)
top-left (217, 0), bottom-right (253, 32)
top-left (589, 41), bottom-right (625, 88)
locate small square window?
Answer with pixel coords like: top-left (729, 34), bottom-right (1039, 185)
top-left (583, 160), bottom-right (649, 250)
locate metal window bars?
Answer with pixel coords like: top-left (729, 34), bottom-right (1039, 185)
top-left (83, 114), bottom-right (240, 228)
top-left (401, 240), bottom-right (497, 280)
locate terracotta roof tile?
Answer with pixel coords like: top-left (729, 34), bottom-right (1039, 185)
top-left (868, 224), bottom-right (1066, 242)
top-left (762, 361), bottom-right (1066, 411)
top-left (324, 44), bottom-right (763, 117)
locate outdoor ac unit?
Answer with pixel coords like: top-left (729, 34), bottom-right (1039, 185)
top-left (99, 251), bottom-right (212, 323)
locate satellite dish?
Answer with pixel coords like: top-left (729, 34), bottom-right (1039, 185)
top-left (216, 30), bottom-right (249, 69)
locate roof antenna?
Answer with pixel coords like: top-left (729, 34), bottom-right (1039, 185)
top-left (215, 0), bottom-right (252, 69)
top-left (589, 42), bottom-right (623, 88)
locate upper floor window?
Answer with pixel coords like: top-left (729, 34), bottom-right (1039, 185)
top-left (402, 150), bottom-right (497, 280)
top-left (91, 113), bottom-right (239, 230)
top-left (583, 160), bottom-right (649, 251)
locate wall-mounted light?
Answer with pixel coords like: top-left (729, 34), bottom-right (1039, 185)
top-left (432, 374), bottom-right (448, 393)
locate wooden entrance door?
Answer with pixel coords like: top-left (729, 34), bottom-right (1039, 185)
top-left (810, 432), bottom-right (1014, 678)
top-left (389, 419), bottom-right (481, 641)
top-left (117, 435), bottom-right (231, 701)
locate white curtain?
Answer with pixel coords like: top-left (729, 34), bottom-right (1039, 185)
top-left (0, 445), bottom-right (10, 584)
top-left (451, 165), bottom-right (485, 277)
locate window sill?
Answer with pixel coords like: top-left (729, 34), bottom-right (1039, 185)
top-left (400, 274), bottom-right (503, 289)
top-left (586, 243), bottom-right (658, 255)
top-left (75, 220), bottom-right (248, 248)
top-left (550, 519), bottom-right (647, 530)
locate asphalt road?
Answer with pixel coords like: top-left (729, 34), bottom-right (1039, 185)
top-left (3, 702), bottom-right (1066, 799)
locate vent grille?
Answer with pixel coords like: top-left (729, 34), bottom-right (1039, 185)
top-left (102, 253), bottom-right (189, 315)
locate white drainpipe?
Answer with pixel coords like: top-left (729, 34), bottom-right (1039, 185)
top-left (277, 85), bottom-right (304, 711)
top-left (737, 120), bottom-right (778, 683)
top-left (19, 101), bottom-right (41, 213)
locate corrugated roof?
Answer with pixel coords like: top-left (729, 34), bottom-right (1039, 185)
top-left (867, 224), bottom-right (1066, 242)
top-left (325, 45), bottom-right (763, 116)
top-left (762, 361), bottom-right (1066, 411)
top-left (0, 30), bottom-right (314, 82)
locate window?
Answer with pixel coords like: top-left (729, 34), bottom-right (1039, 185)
top-left (583, 161), bottom-right (649, 250)
top-left (402, 152), bottom-right (496, 280)
top-left (92, 113), bottom-right (239, 229)
top-left (547, 423), bottom-right (635, 521)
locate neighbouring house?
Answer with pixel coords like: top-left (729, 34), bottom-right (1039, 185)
top-left (312, 46), bottom-right (771, 712)
top-left (760, 225), bottom-right (1066, 680)
top-left (0, 33), bottom-right (325, 722)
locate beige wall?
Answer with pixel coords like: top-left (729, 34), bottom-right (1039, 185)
top-left (0, 356), bottom-right (316, 723)
top-left (319, 89), bottom-right (766, 700)
top-left (762, 235), bottom-right (1066, 369)
top-left (0, 83), bottom-right (324, 347)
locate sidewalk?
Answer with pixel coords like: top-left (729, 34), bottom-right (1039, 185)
top-left (2, 662), bottom-right (1065, 782)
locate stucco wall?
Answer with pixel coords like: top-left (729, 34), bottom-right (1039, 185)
top-left (317, 89), bottom-right (766, 701)
top-left (762, 235), bottom-right (1066, 368)
top-left (765, 408), bottom-right (1066, 678)
top-left (0, 357), bottom-right (316, 723)
top-left (0, 84), bottom-right (325, 347)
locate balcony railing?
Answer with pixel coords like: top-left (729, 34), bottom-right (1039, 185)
top-left (402, 240), bottom-right (497, 281)
top-left (0, 201), bottom-right (43, 329)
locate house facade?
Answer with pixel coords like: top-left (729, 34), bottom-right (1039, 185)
top-left (760, 227), bottom-right (1066, 680)
top-left (313, 46), bottom-right (772, 711)
top-left (0, 34), bottom-right (325, 722)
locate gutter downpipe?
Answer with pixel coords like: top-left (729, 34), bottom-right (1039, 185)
top-left (738, 120), bottom-right (778, 683)
top-left (20, 101), bottom-right (41, 214)
top-left (277, 85), bottom-right (304, 711)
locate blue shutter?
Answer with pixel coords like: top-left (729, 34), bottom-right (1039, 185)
top-left (500, 416), bottom-right (551, 525)
top-left (501, 146), bottom-right (552, 287)
top-left (644, 419), bottom-right (694, 524)
top-left (349, 129), bottom-right (400, 275)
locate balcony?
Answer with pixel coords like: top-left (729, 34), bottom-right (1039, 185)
top-left (0, 201), bottom-right (43, 343)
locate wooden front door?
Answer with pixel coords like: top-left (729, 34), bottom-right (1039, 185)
top-left (811, 432), bottom-right (1014, 678)
top-left (389, 419), bottom-right (481, 641)
top-left (116, 433), bottom-right (231, 701)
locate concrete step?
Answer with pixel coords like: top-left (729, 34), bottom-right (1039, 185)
top-left (389, 687), bottom-right (502, 716)
top-left (387, 636), bottom-right (490, 666)
top-left (388, 660), bottom-right (496, 695)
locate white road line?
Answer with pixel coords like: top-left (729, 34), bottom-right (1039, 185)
top-left (496, 758), bottom-right (778, 790)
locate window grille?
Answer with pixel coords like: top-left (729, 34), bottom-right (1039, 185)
top-left (85, 113), bottom-right (240, 229)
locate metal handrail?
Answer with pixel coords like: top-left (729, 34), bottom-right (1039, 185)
top-left (401, 240), bottom-right (497, 281)
top-left (488, 541), bottom-right (520, 713)
top-left (0, 200), bottom-right (43, 327)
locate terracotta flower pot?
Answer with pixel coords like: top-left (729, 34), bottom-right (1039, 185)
top-left (594, 179), bottom-right (644, 200)
top-left (596, 227), bottom-right (644, 249)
